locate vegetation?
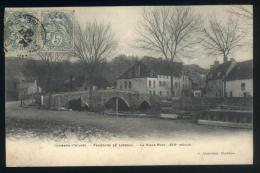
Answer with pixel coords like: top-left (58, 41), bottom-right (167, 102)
top-left (136, 7), bottom-right (202, 97)
top-left (5, 55), bottom-right (208, 101)
top-left (73, 21), bottom-right (117, 109)
top-left (201, 17), bottom-right (245, 97)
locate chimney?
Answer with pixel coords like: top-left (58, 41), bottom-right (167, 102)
top-left (214, 60), bottom-right (220, 66)
top-left (210, 59), bottom-right (220, 69)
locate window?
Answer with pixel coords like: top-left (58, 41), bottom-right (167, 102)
top-left (124, 81), bottom-right (127, 89)
top-left (167, 91), bottom-right (169, 96)
top-left (118, 81), bottom-right (122, 89)
top-left (153, 90), bottom-right (156, 96)
top-left (128, 81), bottom-right (132, 89)
top-left (163, 81), bottom-right (166, 86)
top-left (149, 80), bottom-right (152, 88)
top-left (241, 82), bottom-right (246, 91)
top-left (135, 65), bottom-right (140, 77)
top-left (159, 81), bottom-right (162, 86)
top-left (159, 91), bottom-right (162, 96)
top-left (230, 91), bottom-right (233, 97)
top-left (153, 80), bottom-right (156, 88)
top-left (175, 82), bottom-right (178, 88)
top-left (149, 90), bottom-right (152, 95)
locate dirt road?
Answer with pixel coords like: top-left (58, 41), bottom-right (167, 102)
top-left (5, 101), bottom-right (251, 141)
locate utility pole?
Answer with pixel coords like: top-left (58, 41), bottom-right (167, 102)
top-left (115, 97), bottom-right (118, 117)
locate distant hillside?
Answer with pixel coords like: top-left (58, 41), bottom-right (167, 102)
top-left (141, 56), bottom-right (183, 76)
top-left (184, 64), bottom-right (209, 74)
top-left (5, 55), bottom-right (209, 95)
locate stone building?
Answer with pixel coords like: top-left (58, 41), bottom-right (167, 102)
top-left (226, 60), bottom-right (253, 97)
top-left (17, 80), bottom-right (41, 99)
top-left (116, 59), bottom-right (192, 98)
top-left (206, 59), bottom-right (253, 98)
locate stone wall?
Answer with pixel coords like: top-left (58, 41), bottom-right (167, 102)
top-left (42, 89), bottom-right (153, 111)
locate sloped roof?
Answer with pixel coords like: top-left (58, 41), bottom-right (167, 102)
top-left (207, 61), bottom-right (232, 80)
top-left (118, 61), bottom-right (156, 79)
top-left (141, 57), bottom-right (183, 76)
top-left (226, 59), bottom-right (253, 81)
top-left (118, 57), bottom-right (183, 79)
top-left (18, 80), bottom-right (36, 89)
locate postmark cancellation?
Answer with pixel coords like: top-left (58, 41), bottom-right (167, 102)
top-left (4, 9), bottom-right (74, 55)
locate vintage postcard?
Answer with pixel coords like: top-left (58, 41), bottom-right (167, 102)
top-left (5, 5), bottom-right (253, 166)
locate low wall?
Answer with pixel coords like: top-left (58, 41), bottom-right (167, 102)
top-left (173, 97), bottom-right (253, 111)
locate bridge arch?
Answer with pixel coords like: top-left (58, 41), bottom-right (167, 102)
top-left (105, 96), bottom-right (130, 111)
top-left (67, 97), bottom-right (90, 111)
top-left (139, 100), bottom-right (151, 110)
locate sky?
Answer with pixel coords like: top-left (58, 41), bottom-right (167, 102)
top-left (74, 5), bottom-right (253, 68)
top-left (6, 5), bottom-right (253, 69)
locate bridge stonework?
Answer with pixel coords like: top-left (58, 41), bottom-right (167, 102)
top-left (44, 89), bottom-right (152, 110)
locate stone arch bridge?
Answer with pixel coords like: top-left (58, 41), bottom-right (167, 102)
top-left (44, 89), bottom-right (154, 111)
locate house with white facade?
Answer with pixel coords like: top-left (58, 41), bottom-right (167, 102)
top-left (206, 59), bottom-right (253, 98)
top-left (193, 90), bottom-right (202, 97)
top-left (226, 60), bottom-right (253, 97)
top-left (206, 59), bottom-right (236, 97)
top-left (116, 58), bottom-right (192, 98)
top-left (17, 80), bottom-right (41, 99)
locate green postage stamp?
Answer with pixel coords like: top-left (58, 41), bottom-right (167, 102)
top-left (4, 9), bottom-right (74, 55)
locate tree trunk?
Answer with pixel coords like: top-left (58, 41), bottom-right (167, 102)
top-left (170, 58), bottom-right (175, 98)
top-left (223, 80), bottom-right (226, 98)
top-left (48, 92), bottom-right (52, 109)
top-left (223, 55), bottom-right (227, 98)
top-left (170, 74), bottom-right (174, 97)
top-left (224, 55), bottom-right (228, 63)
top-left (47, 71), bottom-right (52, 108)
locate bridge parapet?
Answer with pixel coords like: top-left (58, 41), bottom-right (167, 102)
top-left (43, 89), bottom-right (153, 110)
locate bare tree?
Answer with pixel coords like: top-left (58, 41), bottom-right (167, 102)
top-left (228, 5), bottom-right (253, 45)
top-left (202, 17), bottom-right (245, 97)
top-left (73, 21), bottom-right (117, 109)
top-left (38, 52), bottom-right (66, 107)
top-left (228, 5), bottom-right (253, 20)
top-left (136, 7), bottom-right (202, 97)
top-left (202, 17), bottom-right (245, 63)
